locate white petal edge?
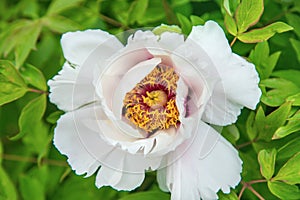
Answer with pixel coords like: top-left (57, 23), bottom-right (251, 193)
top-left (186, 21), bottom-right (261, 125)
top-left (61, 29), bottom-right (122, 66)
top-left (54, 103), bottom-right (161, 190)
top-left (158, 121), bottom-right (242, 200)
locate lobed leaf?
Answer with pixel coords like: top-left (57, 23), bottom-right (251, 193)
top-left (249, 41), bottom-right (281, 80)
top-left (258, 148), bottom-right (277, 180)
top-left (0, 60), bottom-right (28, 106)
top-left (46, 0), bottom-right (85, 16)
top-left (273, 110), bottom-right (300, 139)
top-left (176, 13), bottom-right (192, 35)
top-left (10, 94), bottom-right (47, 140)
top-left (43, 15), bottom-right (81, 33)
top-left (268, 181), bottom-right (300, 200)
top-left (19, 64), bottom-right (47, 91)
top-left (238, 22), bottom-right (293, 43)
top-left (273, 152), bottom-right (300, 184)
top-left (128, 0), bottom-right (148, 25)
top-left (235, 0), bottom-right (264, 33)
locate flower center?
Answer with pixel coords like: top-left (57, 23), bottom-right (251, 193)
top-left (143, 90), bottom-right (167, 109)
top-left (123, 64), bottom-right (180, 135)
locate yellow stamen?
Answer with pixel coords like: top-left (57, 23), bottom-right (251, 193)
top-left (123, 64), bottom-right (180, 134)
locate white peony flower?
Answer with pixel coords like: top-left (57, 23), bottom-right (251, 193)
top-left (48, 21), bottom-right (261, 200)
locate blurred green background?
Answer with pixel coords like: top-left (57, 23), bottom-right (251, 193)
top-left (0, 0), bottom-right (300, 199)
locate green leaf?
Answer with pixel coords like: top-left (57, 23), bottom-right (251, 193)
top-left (224, 11), bottom-right (237, 36)
top-left (290, 38), bottom-right (300, 63)
top-left (273, 110), bottom-right (300, 139)
top-left (258, 148), bottom-right (277, 180)
top-left (176, 13), bottom-right (192, 35)
top-left (119, 191), bottom-right (170, 200)
top-left (273, 152), bottom-right (300, 184)
top-left (15, 20), bottom-right (42, 68)
top-left (46, 0), bottom-right (84, 15)
top-left (286, 93), bottom-right (300, 106)
top-left (10, 94), bottom-right (46, 140)
top-left (218, 190), bottom-right (238, 200)
top-left (190, 15), bottom-right (205, 26)
top-left (260, 78), bottom-right (300, 107)
top-left (235, 0), bottom-right (264, 33)
top-left (152, 24), bottom-right (182, 35)
top-left (19, 64), bottom-right (47, 91)
top-left (19, 175), bottom-right (45, 200)
top-left (278, 137), bottom-right (300, 161)
top-left (43, 15), bottom-right (81, 33)
top-left (0, 165), bottom-right (18, 200)
top-left (249, 41), bottom-right (281, 80)
top-left (223, 0), bottom-right (240, 16)
top-left (256, 102), bottom-right (292, 141)
top-left (0, 60), bottom-right (28, 106)
top-left (46, 110), bottom-right (64, 124)
top-left (238, 22), bottom-right (293, 43)
top-left (286, 13), bottom-right (300, 38)
top-left (268, 181), bottom-right (300, 200)
top-left (272, 70), bottom-right (300, 88)
top-left (221, 124), bottom-right (240, 144)
top-left (128, 0), bottom-right (148, 25)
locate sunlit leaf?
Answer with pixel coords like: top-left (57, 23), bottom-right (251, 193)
top-left (43, 15), bottom-right (81, 33)
top-left (273, 152), bottom-right (300, 184)
top-left (249, 41), bottom-right (281, 80)
top-left (224, 11), bottom-right (237, 36)
top-left (15, 20), bottom-right (42, 68)
top-left (235, 0), bottom-right (264, 33)
top-left (272, 70), bottom-right (300, 88)
top-left (19, 64), bottom-right (47, 91)
top-left (273, 110), bottom-right (300, 139)
top-left (238, 22), bottom-right (293, 43)
top-left (46, 0), bottom-right (85, 15)
top-left (46, 110), bottom-right (64, 124)
top-left (256, 102), bottom-right (292, 141)
top-left (0, 60), bottom-right (28, 106)
top-left (258, 148), bottom-right (277, 180)
top-left (152, 24), bottom-right (181, 35)
top-left (260, 78), bottom-right (300, 107)
top-left (268, 181), bottom-right (300, 200)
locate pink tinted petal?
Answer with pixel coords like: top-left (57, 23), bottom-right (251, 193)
top-left (187, 21), bottom-right (261, 125)
top-left (162, 121), bottom-right (242, 200)
top-left (61, 29), bottom-right (122, 65)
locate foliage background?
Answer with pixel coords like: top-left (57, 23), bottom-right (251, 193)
top-left (0, 0), bottom-right (300, 199)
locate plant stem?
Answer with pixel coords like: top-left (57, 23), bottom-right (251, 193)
top-left (99, 13), bottom-right (129, 30)
top-left (230, 37), bottom-right (237, 47)
top-left (0, 153), bottom-right (67, 167)
top-left (28, 88), bottom-right (49, 95)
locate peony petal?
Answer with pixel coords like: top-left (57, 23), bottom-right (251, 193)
top-left (48, 30), bottom-right (123, 111)
top-left (48, 62), bottom-right (97, 111)
top-left (54, 103), bottom-right (161, 190)
top-left (186, 21), bottom-right (261, 125)
top-left (61, 29), bottom-right (123, 66)
top-left (161, 121), bottom-right (242, 200)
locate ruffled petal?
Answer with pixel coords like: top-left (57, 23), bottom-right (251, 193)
top-left (54, 103), bottom-right (161, 190)
top-left (48, 62), bottom-right (96, 111)
top-left (48, 30), bottom-right (123, 111)
top-left (61, 29), bottom-right (123, 65)
top-left (160, 121), bottom-right (242, 200)
top-left (186, 21), bottom-right (261, 125)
